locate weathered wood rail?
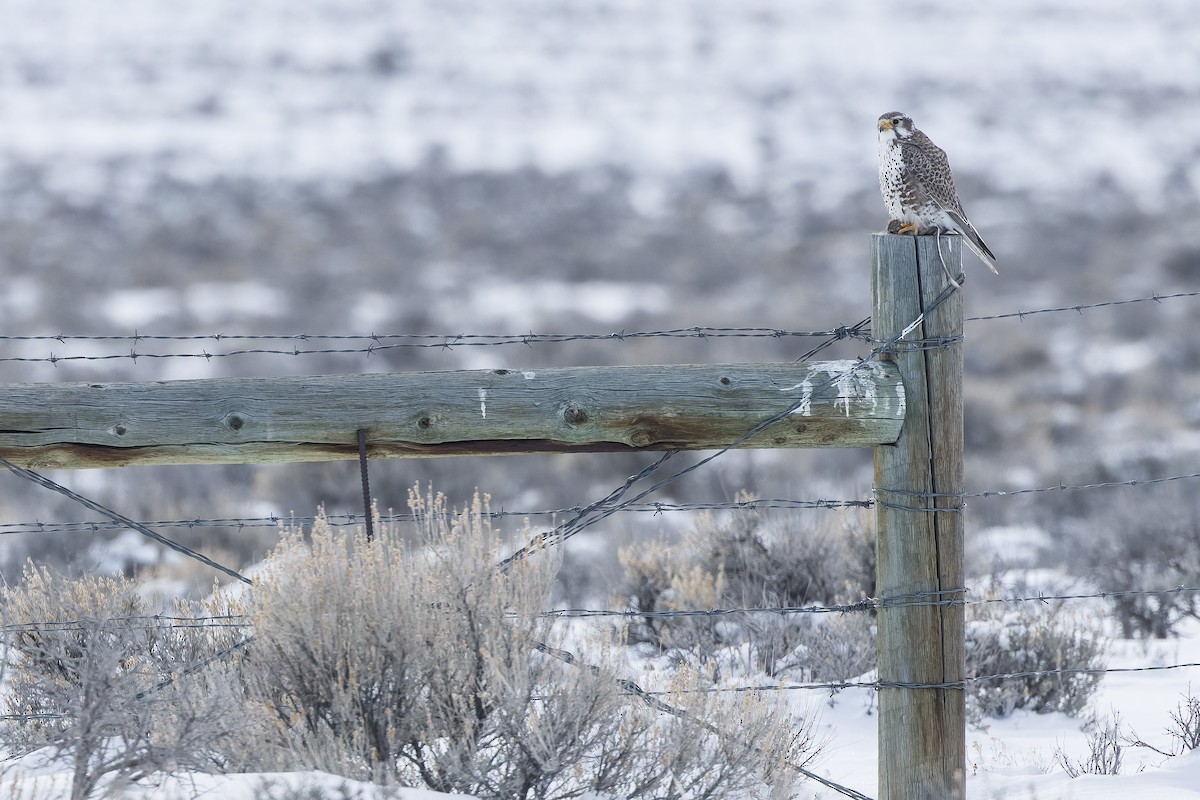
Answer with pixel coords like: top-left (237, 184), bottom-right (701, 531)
top-left (0, 361), bottom-right (904, 469)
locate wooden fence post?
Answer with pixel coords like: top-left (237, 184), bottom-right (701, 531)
top-left (871, 234), bottom-right (966, 800)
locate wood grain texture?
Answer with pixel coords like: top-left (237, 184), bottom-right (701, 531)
top-left (0, 361), bottom-right (904, 468)
top-left (872, 233), bottom-right (966, 800)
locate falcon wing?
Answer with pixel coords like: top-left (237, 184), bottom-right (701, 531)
top-left (906, 134), bottom-right (998, 275)
top-left (904, 134), bottom-right (961, 213)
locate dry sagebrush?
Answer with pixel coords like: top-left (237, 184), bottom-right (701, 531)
top-left (235, 486), bottom-right (820, 799)
top-left (0, 564), bottom-right (246, 800)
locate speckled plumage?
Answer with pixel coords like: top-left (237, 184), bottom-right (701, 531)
top-left (877, 111), bottom-right (997, 276)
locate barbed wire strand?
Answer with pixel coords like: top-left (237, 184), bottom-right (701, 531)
top-left (971, 471), bottom-right (1200, 499)
top-left (0, 457), bottom-right (251, 585)
top-left (0, 615), bottom-right (250, 635)
top-left (0, 326), bottom-right (868, 344)
top-left (9, 461), bottom-right (1200, 538)
top-left (0, 288), bottom-right (1195, 365)
top-left (794, 317), bottom-right (870, 362)
top-left (642, 661), bottom-right (1200, 697)
top-left (879, 470), bottom-right (1200, 508)
top-left (135, 636), bottom-right (255, 701)
top-left (537, 584), bottom-right (1200, 621)
top-left (965, 289), bottom-right (1200, 322)
top-left (0, 498), bottom-right (872, 537)
top-left (4, 583), bottom-right (1197, 635)
top-left (0, 325), bottom-right (873, 365)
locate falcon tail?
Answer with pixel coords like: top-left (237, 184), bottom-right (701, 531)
top-left (943, 207), bottom-right (999, 275)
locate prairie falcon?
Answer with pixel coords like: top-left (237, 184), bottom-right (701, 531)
top-left (877, 111), bottom-right (997, 279)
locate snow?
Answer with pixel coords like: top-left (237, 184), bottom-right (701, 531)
top-left (432, 279), bottom-right (672, 328)
top-left (0, 768), bottom-right (469, 800)
top-left (973, 749), bottom-right (1200, 800)
top-left (184, 282), bottom-right (288, 324)
top-left (87, 529), bottom-right (167, 573)
top-left (805, 618), bottom-right (1200, 799)
top-left (102, 288), bottom-right (179, 327)
top-left (973, 526), bottom-right (1053, 569)
top-left (2, 0), bottom-right (1198, 211)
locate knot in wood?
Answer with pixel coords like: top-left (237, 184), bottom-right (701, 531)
top-left (562, 404), bottom-right (588, 427)
top-left (629, 429), bottom-right (654, 447)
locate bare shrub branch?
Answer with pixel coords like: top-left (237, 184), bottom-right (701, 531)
top-left (0, 564), bottom-right (247, 800)
top-left (1054, 712), bottom-right (1124, 777)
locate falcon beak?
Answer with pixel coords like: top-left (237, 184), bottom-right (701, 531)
top-left (878, 119), bottom-right (894, 131)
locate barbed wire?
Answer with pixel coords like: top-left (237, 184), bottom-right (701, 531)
top-left (977, 585), bottom-right (1200, 606)
top-left (6, 463), bottom-right (1200, 538)
top-left (871, 471), bottom-right (1200, 513)
top-left (4, 612), bottom-right (1195, 695)
top-left (0, 327), bottom-right (868, 344)
top-left (638, 661), bottom-right (1200, 697)
top-left (0, 324), bottom-right (872, 365)
top-left (0, 497), bottom-right (872, 537)
top-left (0, 288), bottom-right (1194, 366)
top-left (1, 584), bottom-right (1194, 637)
top-left (970, 471), bottom-right (1200, 499)
top-left (0, 614), bottom-right (249, 634)
top-left (965, 289), bottom-right (1200, 322)
top-left (538, 584), bottom-right (1200, 621)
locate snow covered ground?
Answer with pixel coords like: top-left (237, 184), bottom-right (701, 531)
top-left (812, 619), bottom-right (1200, 799)
top-left (0, 768), bottom-right (459, 799)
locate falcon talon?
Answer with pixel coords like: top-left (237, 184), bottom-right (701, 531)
top-left (877, 111), bottom-right (999, 277)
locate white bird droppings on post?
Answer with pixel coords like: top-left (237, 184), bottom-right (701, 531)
top-left (522, 371), bottom-right (536, 379)
top-left (780, 361), bottom-right (897, 418)
top-left (478, 388), bottom-right (487, 419)
top-left (790, 379), bottom-right (814, 416)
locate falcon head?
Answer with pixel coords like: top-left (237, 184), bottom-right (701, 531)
top-left (877, 112), bottom-right (915, 139)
